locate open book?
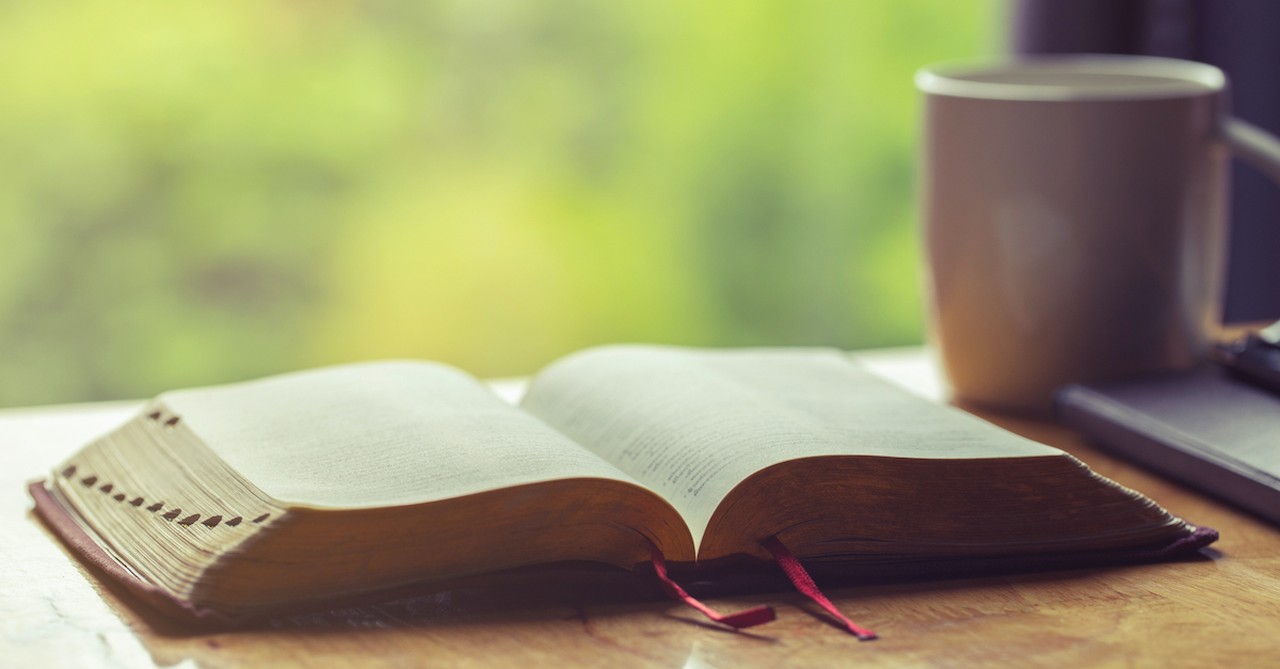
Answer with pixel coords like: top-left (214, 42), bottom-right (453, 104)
top-left (30, 346), bottom-right (1215, 626)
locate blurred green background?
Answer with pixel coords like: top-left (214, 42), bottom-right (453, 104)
top-left (0, 0), bottom-right (1002, 407)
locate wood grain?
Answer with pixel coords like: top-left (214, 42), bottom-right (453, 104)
top-left (3, 352), bottom-right (1279, 668)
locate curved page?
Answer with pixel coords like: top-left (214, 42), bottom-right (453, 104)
top-left (521, 345), bottom-right (1063, 549)
top-left (159, 361), bottom-right (643, 509)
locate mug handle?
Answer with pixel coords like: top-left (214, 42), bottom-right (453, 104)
top-left (1222, 118), bottom-right (1280, 183)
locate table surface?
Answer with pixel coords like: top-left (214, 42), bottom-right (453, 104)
top-left (3, 349), bottom-right (1278, 668)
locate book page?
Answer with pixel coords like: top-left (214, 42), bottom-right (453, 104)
top-left (520, 346), bottom-right (1062, 546)
top-left (158, 362), bottom-right (641, 508)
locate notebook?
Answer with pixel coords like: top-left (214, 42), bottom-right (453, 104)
top-left (1056, 365), bottom-right (1280, 524)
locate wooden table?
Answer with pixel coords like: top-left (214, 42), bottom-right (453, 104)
top-left (3, 349), bottom-right (1278, 668)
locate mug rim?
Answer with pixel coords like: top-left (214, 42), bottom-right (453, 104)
top-left (916, 54), bottom-right (1226, 102)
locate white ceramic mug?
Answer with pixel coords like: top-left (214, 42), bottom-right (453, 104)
top-left (917, 55), bottom-right (1280, 412)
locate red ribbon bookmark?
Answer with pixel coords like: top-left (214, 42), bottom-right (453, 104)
top-left (649, 543), bottom-right (776, 630)
top-left (761, 535), bottom-right (879, 640)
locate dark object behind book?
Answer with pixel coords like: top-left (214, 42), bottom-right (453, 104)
top-left (1057, 366), bottom-right (1280, 525)
top-left (1214, 321), bottom-right (1280, 395)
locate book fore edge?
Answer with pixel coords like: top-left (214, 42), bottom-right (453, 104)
top-left (56, 463), bottom-right (273, 530)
